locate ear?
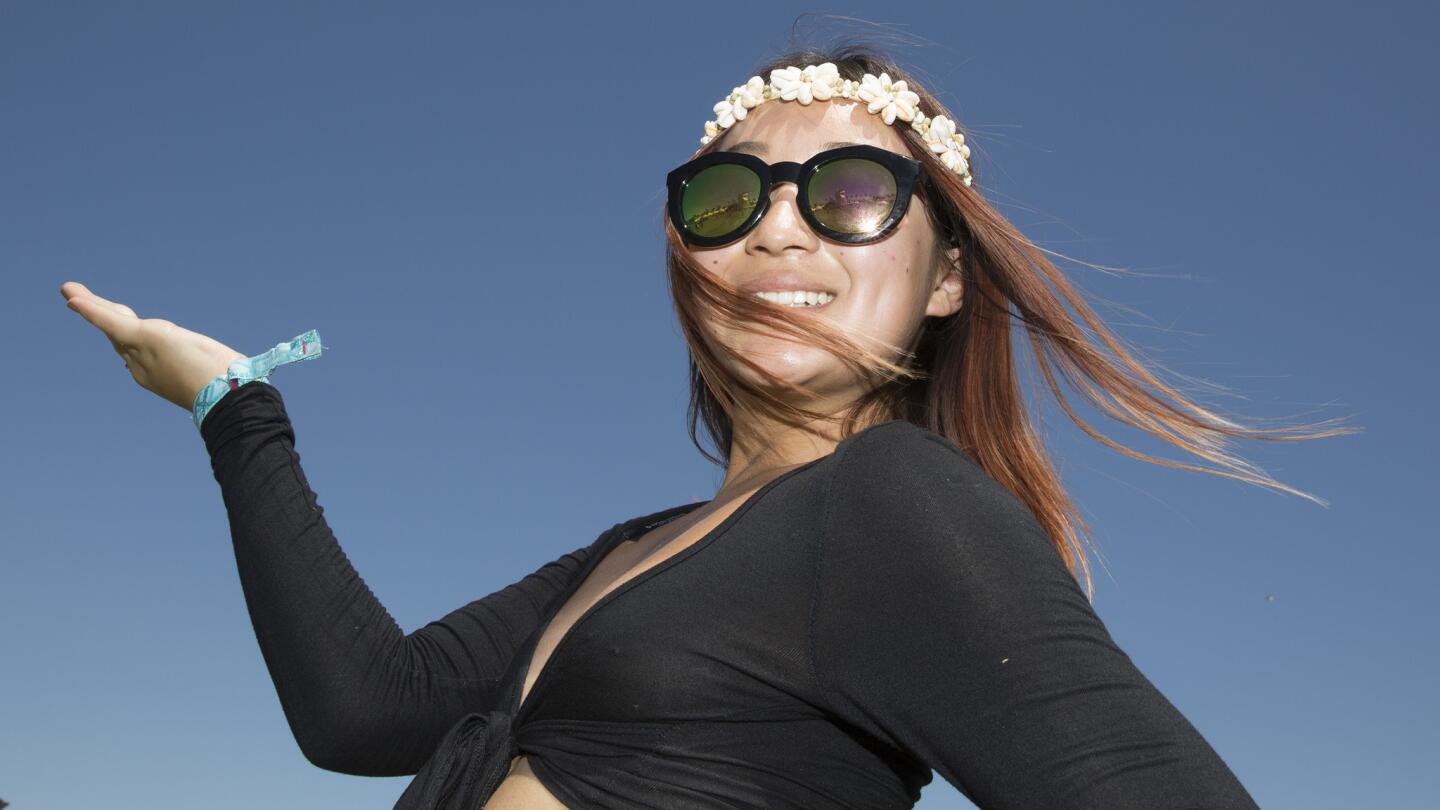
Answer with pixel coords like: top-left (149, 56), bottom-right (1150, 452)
top-left (925, 244), bottom-right (964, 319)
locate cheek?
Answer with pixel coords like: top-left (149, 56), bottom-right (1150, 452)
top-left (851, 238), bottom-right (926, 300)
top-left (693, 247), bottom-right (739, 277)
top-left (841, 241), bottom-right (932, 340)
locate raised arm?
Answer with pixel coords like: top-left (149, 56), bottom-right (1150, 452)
top-left (202, 381), bottom-right (601, 775)
top-left (59, 282), bottom-right (605, 776)
top-left (811, 422), bottom-right (1260, 809)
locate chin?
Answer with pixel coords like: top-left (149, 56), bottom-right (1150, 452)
top-left (730, 342), bottom-right (835, 390)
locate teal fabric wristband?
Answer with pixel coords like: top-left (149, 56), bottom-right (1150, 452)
top-left (192, 329), bottom-right (323, 430)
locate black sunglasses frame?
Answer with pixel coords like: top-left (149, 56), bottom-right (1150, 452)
top-left (666, 144), bottom-right (922, 248)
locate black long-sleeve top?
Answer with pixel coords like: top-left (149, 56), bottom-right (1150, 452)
top-left (201, 380), bottom-right (1260, 809)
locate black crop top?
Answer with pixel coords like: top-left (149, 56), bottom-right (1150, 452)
top-left (201, 381), bottom-right (1260, 809)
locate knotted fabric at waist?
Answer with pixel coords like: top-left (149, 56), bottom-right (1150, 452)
top-left (394, 709), bottom-right (517, 810)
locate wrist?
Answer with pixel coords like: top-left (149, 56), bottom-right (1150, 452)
top-left (191, 330), bottom-right (322, 431)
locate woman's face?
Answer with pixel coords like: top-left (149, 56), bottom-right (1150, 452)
top-left (686, 98), bottom-right (964, 407)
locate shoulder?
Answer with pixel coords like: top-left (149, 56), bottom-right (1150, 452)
top-left (825, 420), bottom-right (1061, 573)
top-left (835, 419), bottom-right (981, 478)
top-left (832, 420), bottom-right (1025, 524)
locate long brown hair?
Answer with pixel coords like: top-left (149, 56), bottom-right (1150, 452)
top-left (663, 42), bottom-right (1359, 599)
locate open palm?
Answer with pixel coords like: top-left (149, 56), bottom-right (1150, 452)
top-left (61, 281), bottom-right (246, 412)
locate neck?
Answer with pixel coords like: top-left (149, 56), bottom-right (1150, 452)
top-left (715, 404), bottom-right (881, 501)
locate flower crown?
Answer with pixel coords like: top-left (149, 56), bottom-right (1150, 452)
top-left (699, 62), bottom-right (973, 187)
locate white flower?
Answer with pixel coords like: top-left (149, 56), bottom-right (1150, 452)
top-left (941, 148), bottom-right (970, 175)
top-left (856, 72), bottom-right (920, 125)
top-left (693, 63), bottom-right (975, 186)
top-left (735, 75), bottom-right (766, 109)
top-left (921, 115), bottom-right (972, 175)
top-left (770, 62), bottom-right (839, 105)
top-left (711, 98), bottom-right (739, 130)
top-left (922, 115), bottom-right (958, 155)
top-left (711, 75), bottom-right (766, 129)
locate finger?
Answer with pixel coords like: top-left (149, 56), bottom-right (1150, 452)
top-left (67, 294), bottom-right (141, 345)
top-left (59, 281), bottom-right (93, 302)
top-left (62, 282), bottom-right (141, 331)
top-left (61, 282), bottom-right (139, 319)
top-left (90, 294), bottom-right (139, 319)
top-left (60, 281), bottom-right (110, 302)
top-left (61, 283), bottom-right (140, 358)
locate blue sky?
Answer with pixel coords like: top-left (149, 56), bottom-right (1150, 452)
top-left (3, 2), bottom-right (1435, 808)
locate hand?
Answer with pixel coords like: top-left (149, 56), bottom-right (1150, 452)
top-left (61, 281), bottom-right (248, 412)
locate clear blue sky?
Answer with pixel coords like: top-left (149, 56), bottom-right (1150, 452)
top-left (3, 2), bottom-right (1435, 808)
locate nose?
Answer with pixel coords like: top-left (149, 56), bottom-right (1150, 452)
top-left (745, 181), bottom-right (820, 255)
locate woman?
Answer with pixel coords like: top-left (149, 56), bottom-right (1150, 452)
top-left (62, 45), bottom-right (1351, 809)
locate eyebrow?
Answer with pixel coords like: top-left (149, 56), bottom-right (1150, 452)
top-left (722, 140), bottom-right (862, 156)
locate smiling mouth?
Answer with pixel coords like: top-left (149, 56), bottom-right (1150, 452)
top-left (751, 290), bottom-right (836, 309)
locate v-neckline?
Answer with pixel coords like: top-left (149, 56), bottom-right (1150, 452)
top-left (509, 455), bottom-right (832, 723)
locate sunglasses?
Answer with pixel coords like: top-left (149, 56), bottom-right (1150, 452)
top-left (666, 144), bottom-right (922, 248)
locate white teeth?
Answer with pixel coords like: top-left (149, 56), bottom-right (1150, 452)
top-left (753, 290), bottom-right (835, 307)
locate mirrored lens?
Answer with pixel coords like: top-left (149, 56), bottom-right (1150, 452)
top-left (808, 158), bottom-right (898, 235)
top-left (681, 163), bottom-right (763, 239)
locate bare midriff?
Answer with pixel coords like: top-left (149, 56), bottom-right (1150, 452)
top-left (480, 482), bottom-right (771, 809)
top-left (483, 755), bottom-right (568, 809)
